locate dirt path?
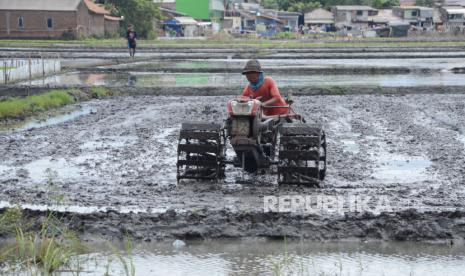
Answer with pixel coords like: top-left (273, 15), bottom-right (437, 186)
top-left (1, 94), bottom-right (465, 241)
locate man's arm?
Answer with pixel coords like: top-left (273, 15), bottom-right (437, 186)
top-left (262, 78), bottom-right (282, 106)
top-left (241, 86), bottom-right (251, 98)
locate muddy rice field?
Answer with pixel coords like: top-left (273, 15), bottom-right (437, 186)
top-left (2, 44), bottom-right (465, 274)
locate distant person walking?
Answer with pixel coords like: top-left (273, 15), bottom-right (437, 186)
top-left (126, 25), bottom-right (137, 58)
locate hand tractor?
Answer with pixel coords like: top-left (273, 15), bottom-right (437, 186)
top-left (176, 95), bottom-right (326, 186)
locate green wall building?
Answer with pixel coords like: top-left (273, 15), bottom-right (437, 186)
top-left (176, 0), bottom-right (224, 20)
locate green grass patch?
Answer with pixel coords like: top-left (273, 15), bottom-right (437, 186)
top-left (89, 86), bottom-right (117, 99)
top-left (0, 87), bottom-right (117, 120)
top-left (1, 37), bottom-right (465, 48)
top-left (0, 90), bottom-right (74, 119)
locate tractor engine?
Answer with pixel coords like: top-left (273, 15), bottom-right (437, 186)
top-left (225, 96), bottom-right (275, 173)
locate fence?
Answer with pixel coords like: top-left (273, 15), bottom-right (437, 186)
top-left (1, 58), bottom-right (61, 84)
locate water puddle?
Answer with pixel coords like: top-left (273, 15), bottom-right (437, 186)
top-left (152, 128), bottom-right (178, 185)
top-left (372, 153), bottom-right (432, 183)
top-left (22, 239), bottom-right (465, 276)
top-left (0, 201), bottom-right (170, 214)
top-left (340, 133), bottom-right (361, 154)
top-left (0, 107), bottom-right (92, 131)
top-left (341, 139), bottom-right (360, 154)
top-left (0, 164), bottom-right (12, 176)
top-left (458, 134), bottom-right (465, 147)
top-left (20, 70), bottom-right (465, 88)
top-left (101, 57), bottom-right (465, 70)
top-left (22, 157), bottom-right (83, 183)
top-left (153, 127), bottom-right (178, 145)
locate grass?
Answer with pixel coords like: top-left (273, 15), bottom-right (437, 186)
top-left (0, 90), bottom-right (74, 119)
top-left (0, 87), bottom-right (116, 120)
top-left (0, 208), bottom-right (85, 275)
top-left (0, 207), bottom-right (136, 275)
top-left (1, 36), bottom-right (465, 48)
top-left (89, 86), bottom-right (113, 99)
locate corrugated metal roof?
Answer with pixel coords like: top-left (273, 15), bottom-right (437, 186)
top-left (104, 15), bottom-right (122, 21)
top-left (444, 0), bottom-right (465, 6)
top-left (159, 7), bottom-right (187, 16)
top-left (306, 20), bottom-right (334, 24)
top-left (84, 0), bottom-right (109, 15)
top-left (395, 5), bottom-right (433, 10)
top-left (367, 9), bottom-right (402, 23)
top-left (334, 5), bottom-right (377, 11)
top-left (0, 0), bottom-right (82, 11)
top-left (305, 8), bottom-right (334, 23)
top-left (174, 17), bottom-right (198, 25)
top-left (444, 7), bottom-right (465, 13)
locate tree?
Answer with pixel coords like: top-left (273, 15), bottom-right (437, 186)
top-left (105, 0), bottom-right (161, 39)
top-left (415, 0), bottom-right (434, 7)
top-left (262, 0), bottom-right (279, 9)
top-left (288, 1), bottom-right (322, 13)
top-left (371, 0), bottom-right (400, 8)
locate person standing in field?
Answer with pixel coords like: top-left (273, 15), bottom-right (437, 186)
top-left (126, 25), bottom-right (137, 58)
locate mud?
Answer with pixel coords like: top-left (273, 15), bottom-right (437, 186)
top-left (1, 94), bottom-right (465, 242)
top-left (5, 51), bottom-right (465, 60)
top-left (2, 85), bottom-right (465, 99)
top-left (3, 45), bottom-right (465, 60)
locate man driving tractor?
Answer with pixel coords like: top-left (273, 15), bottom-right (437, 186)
top-left (241, 59), bottom-right (289, 116)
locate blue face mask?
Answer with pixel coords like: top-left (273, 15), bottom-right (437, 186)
top-left (249, 72), bottom-right (264, 91)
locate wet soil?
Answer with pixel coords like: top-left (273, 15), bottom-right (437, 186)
top-left (3, 45), bottom-right (465, 60)
top-left (1, 94), bottom-right (465, 242)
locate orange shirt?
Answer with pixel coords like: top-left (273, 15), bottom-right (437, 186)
top-left (242, 76), bottom-right (288, 116)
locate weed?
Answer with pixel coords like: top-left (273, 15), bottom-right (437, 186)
top-left (0, 90), bottom-right (74, 119)
top-left (0, 210), bottom-right (86, 275)
top-left (107, 234), bottom-right (136, 276)
top-left (90, 86), bottom-right (113, 99)
top-left (0, 207), bottom-right (23, 236)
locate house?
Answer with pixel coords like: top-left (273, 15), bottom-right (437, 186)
top-left (389, 21), bottom-right (411, 36)
top-left (392, 6), bottom-right (434, 28)
top-left (305, 8), bottom-right (335, 31)
top-left (277, 11), bottom-right (301, 31)
top-left (255, 12), bottom-right (284, 37)
top-left (443, 0), bottom-right (465, 6)
top-left (433, 9), bottom-right (443, 30)
top-left (367, 9), bottom-right (403, 26)
top-left (0, 0), bottom-right (122, 39)
top-left (440, 6), bottom-right (465, 31)
top-left (162, 16), bottom-right (198, 37)
top-left (240, 10), bottom-right (257, 31)
top-left (223, 16), bottom-right (242, 32)
top-left (332, 6), bottom-right (378, 29)
top-left (175, 0), bottom-right (224, 20)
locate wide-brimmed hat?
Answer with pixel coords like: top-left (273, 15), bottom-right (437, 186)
top-left (242, 59), bottom-right (263, 75)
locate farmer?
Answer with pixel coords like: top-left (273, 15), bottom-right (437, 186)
top-left (126, 25), bottom-right (137, 58)
top-left (241, 59), bottom-right (288, 116)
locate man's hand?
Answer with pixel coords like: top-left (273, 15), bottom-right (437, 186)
top-left (262, 97), bottom-right (279, 107)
